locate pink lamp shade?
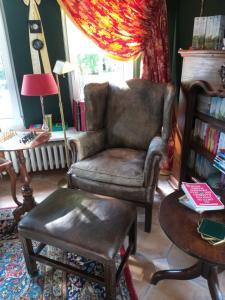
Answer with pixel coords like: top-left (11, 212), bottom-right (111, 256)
top-left (21, 73), bottom-right (58, 96)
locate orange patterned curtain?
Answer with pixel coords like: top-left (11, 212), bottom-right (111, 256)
top-left (57, 0), bottom-right (169, 82)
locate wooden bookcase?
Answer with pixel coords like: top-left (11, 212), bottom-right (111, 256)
top-left (169, 49), bottom-right (225, 189)
top-left (180, 81), bottom-right (225, 190)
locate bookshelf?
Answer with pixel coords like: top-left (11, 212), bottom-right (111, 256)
top-left (169, 50), bottom-right (225, 189)
top-left (194, 112), bottom-right (225, 132)
top-left (180, 80), bottom-right (225, 193)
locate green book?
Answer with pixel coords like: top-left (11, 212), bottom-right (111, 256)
top-left (198, 218), bottom-right (225, 241)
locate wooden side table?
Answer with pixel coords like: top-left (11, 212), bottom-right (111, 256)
top-left (0, 131), bottom-right (50, 222)
top-left (151, 191), bottom-right (225, 300)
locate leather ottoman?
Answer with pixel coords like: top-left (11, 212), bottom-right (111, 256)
top-left (18, 188), bottom-right (137, 300)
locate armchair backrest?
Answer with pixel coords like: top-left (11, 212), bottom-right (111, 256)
top-left (84, 79), bottom-right (175, 150)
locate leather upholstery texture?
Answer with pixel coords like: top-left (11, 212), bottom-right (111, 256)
top-left (71, 148), bottom-right (146, 187)
top-left (106, 81), bottom-right (164, 150)
top-left (18, 189), bottom-right (136, 260)
top-left (68, 79), bottom-right (176, 232)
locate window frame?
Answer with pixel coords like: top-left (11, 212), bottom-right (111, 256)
top-left (0, 2), bottom-right (24, 130)
top-left (60, 10), bottom-right (134, 101)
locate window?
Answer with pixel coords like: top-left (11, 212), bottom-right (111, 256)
top-left (0, 3), bottom-right (23, 130)
top-left (62, 12), bottom-right (133, 100)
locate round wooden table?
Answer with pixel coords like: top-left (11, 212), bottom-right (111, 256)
top-left (151, 191), bottom-right (225, 300)
top-left (0, 131), bottom-right (50, 222)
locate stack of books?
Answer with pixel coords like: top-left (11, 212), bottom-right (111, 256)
top-left (193, 119), bottom-right (221, 155)
top-left (179, 182), bottom-right (224, 213)
top-left (192, 15), bottom-right (225, 50)
top-left (188, 151), bottom-right (219, 179)
top-left (197, 218), bottom-right (225, 245)
top-left (196, 94), bottom-right (225, 121)
top-left (213, 150), bottom-right (225, 174)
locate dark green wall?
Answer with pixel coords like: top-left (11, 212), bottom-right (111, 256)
top-left (2, 0), bottom-right (73, 128)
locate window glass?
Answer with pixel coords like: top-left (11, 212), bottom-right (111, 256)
top-left (0, 52), bottom-right (13, 119)
top-left (0, 4), bottom-right (23, 130)
top-left (64, 15), bottom-right (133, 100)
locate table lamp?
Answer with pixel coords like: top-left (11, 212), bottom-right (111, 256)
top-left (53, 60), bottom-right (74, 168)
top-left (21, 73), bottom-right (58, 131)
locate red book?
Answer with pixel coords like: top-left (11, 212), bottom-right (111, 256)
top-left (181, 182), bottom-right (224, 210)
top-left (73, 100), bottom-right (79, 130)
top-left (79, 100), bottom-right (86, 131)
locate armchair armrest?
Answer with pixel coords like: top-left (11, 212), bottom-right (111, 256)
top-left (69, 130), bottom-right (105, 163)
top-left (144, 136), bottom-right (166, 186)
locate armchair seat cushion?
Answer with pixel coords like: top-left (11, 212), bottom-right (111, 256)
top-left (71, 148), bottom-right (146, 187)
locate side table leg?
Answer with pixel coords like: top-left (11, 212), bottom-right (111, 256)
top-left (151, 261), bottom-right (202, 285)
top-left (207, 266), bottom-right (223, 300)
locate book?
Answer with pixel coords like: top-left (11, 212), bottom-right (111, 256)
top-left (73, 100), bottom-right (80, 131)
top-left (196, 93), bottom-right (211, 115)
top-left (213, 151), bottom-right (225, 174)
top-left (79, 100), bottom-right (86, 131)
top-left (205, 16), bottom-right (214, 49)
top-left (199, 16), bottom-right (207, 48)
top-left (179, 195), bottom-right (204, 213)
top-left (192, 15), bottom-right (225, 50)
top-left (212, 15), bottom-right (225, 49)
top-left (192, 17), bottom-right (200, 48)
top-left (197, 218), bottom-right (225, 245)
top-left (210, 96), bottom-right (217, 117)
top-left (181, 182), bottom-right (224, 210)
top-left (219, 99), bottom-right (225, 121)
top-left (215, 97), bottom-right (221, 119)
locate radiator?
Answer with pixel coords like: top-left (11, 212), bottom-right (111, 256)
top-left (3, 141), bottom-right (69, 173)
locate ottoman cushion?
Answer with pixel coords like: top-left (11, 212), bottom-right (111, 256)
top-left (18, 189), bottom-right (136, 259)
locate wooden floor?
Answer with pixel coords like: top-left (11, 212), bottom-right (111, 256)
top-left (0, 170), bottom-right (224, 299)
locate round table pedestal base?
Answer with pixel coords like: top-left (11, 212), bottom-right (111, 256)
top-left (13, 184), bottom-right (36, 222)
top-left (151, 261), bottom-right (223, 300)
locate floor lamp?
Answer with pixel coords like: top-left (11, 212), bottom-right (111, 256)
top-left (21, 73), bottom-right (58, 131)
top-left (53, 60), bottom-right (74, 168)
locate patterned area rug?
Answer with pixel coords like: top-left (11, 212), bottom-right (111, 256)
top-left (0, 207), bottom-right (18, 241)
top-left (0, 208), bottom-right (138, 300)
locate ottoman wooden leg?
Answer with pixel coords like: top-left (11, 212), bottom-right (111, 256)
top-left (105, 260), bottom-right (116, 300)
top-left (19, 235), bottom-right (38, 276)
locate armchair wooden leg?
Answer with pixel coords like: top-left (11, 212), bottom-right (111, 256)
top-left (144, 202), bottom-right (152, 233)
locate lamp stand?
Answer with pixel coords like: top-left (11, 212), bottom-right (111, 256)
top-left (55, 74), bottom-right (70, 168)
top-left (40, 95), bottom-right (49, 131)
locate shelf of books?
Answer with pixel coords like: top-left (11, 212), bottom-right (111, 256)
top-left (194, 112), bottom-right (225, 132)
top-left (185, 87), bottom-right (225, 194)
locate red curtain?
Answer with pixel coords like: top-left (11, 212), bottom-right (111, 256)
top-left (57, 0), bottom-right (169, 82)
top-left (141, 1), bottom-right (169, 82)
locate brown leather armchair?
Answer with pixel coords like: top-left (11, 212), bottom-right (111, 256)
top-left (68, 79), bottom-right (176, 232)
